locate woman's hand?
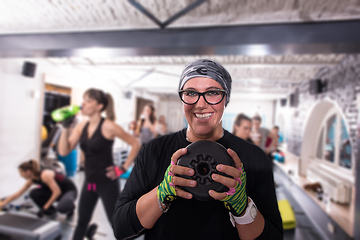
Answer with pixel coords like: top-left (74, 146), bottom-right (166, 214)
top-left (157, 148), bottom-right (197, 204)
top-left (209, 148), bottom-right (248, 216)
top-left (106, 165), bottom-right (125, 180)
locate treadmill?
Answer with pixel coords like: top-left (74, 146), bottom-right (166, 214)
top-left (0, 211), bottom-right (61, 240)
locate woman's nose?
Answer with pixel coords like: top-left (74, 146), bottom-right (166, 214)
top-left (196, 95), bottom-right (208, 108)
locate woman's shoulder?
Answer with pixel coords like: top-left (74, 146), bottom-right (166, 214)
top-left (143, 130), bottom-right (186, 153)
top-left (102, 118), bottom-right (122, 131)
top-left (40, 169), bottom-right (55, 180)
top-left (138, 130), bottom-right (186, 171)
top-left (74, 118), bottom-right (89, 133)
top-left (223, 131), bottom-right (268, 161)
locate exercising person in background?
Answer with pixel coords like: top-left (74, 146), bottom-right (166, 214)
top-left (232, 113), bottom-right (254, 144)
top-left (0, 159), bottom-right (77, 219)
top-left (135, 104), bottom-right (157, 146)
top-left (250, 115), bottom-right (277, 155)
top-left (155, 115), bottom-right (168, 137)
top-left (58, 88), bottom-right (141, 240)
top-left (270, 125), bottom-right (280, 150)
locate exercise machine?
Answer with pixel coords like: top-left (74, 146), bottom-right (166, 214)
top-left (0, 211), bottom-right (62, 240)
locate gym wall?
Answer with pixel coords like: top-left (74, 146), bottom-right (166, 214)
top-left (0, 59), bottom-right (43, 196)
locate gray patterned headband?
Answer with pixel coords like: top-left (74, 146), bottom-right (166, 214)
top-left (178, 59), bottom-right (232, 106)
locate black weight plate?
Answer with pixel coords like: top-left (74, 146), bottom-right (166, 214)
top-left (177, 140), bottom-right (234, 201)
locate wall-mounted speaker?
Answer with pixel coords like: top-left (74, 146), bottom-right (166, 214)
top-left (280, 98), bottom-right (287, 107)
top-left (309, 79), bottom-right (323, 95)
top-left (125, 91), bottom-right (132, 99)
top-left (22, 61), bottom-right (37, 77)
top-left (321, 80), bottom-right (328, 93)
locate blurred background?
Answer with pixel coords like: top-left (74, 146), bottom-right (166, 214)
top-left (0, 0), bottom-right (359, 239)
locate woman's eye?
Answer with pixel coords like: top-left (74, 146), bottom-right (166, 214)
top-left (207, 90), bottom-right (220, 96)
top-left (186, 91), bottom-right (197, 97)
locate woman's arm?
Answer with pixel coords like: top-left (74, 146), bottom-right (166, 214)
top-left (104, 120), bottom-right (141, 170)
top-left (112, 147), bottom-right (195, 239)
top-left (149, 120), bottom-right (157, 135)
top-left (0, 180), bottom-right (32, 209)
top-left (58, 120), bottom-right (86, 156)
top-left (134, 118), bottom-right (143, 137)
top-left (135, 187), bottom-right (163, 228)
top-left (40, 170), bottom-right (61, 210)
top-left (209, 149), bottom-right (265, 240)
top-left (162, 123), bottom-right (167, 135)
top-left (136, 148), bottom-right (195, 228)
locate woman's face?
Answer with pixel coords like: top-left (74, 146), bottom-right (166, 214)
top-left (235, 119), bottom-right (252, 140)
top-left (81, 94), bottom-right (103, 116)
top-left (142, 105), bottom-right (152, 118)
top-left (159, 115), bottom-right (165, 123)
top-left (182, 77), bottom-right (226, 141)
top-left (19, 169), bottom-right (31, 180)
top-left (252, 119), bottom-right (261, 130)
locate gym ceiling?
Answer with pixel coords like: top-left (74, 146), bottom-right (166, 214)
top-left (0, 0), bottom-right (359, 99)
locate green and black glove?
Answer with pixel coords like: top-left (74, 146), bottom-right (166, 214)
top-left (221, 163), bottom-right (248, 216)
top-left (157, 161), bottom-right (178, 205)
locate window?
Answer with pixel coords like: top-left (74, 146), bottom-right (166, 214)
top-left (339, 118), bottom-right (352, 168)
top-left (316, 108), bottom-right (352, 170)
top-left (324, 114), bottom-right (336, 163)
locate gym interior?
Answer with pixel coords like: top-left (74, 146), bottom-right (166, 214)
top-left (0, 1), bottom-right (360, 240)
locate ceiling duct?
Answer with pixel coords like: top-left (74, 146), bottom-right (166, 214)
top-left (128, 0), bottom-right (208, 29)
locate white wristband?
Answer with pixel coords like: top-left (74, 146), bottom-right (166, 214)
top-left (229, 197), bottom-right (257, 226)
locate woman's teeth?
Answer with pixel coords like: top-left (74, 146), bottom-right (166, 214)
top-left (195, 113), bottom-right (212, 119)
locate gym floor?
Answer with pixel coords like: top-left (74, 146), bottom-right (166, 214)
top-left (274, 172), bottom-right (324, 240)
top-left (1, 169), bottom-right (322, 240)
top-left (58, 172), bottom-right (144, 240)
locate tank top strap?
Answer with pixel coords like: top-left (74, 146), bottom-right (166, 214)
top-left (96, 118), bottom-right (105, 134)
top-left (99, 117), bottom-right (105, 126)
top-left (83, 121), bottom-right (90, 132)
top-left (83, 118), bottom-right (105, 137)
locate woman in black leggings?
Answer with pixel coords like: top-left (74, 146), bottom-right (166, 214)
top-left (57, 88), bottom-right (141, 240)
top-left (0, 159), bottom-right (77, 218)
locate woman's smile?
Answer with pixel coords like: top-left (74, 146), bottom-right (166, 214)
top-left (194, 112), bottom-right (213, 120)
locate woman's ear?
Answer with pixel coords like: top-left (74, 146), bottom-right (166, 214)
top-left (234, 125), bottom-right (239, 134)
top-left (97, 103), bottom-right (104, 112)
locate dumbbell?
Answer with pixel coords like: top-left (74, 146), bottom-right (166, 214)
top-left (86, 223), bottom-right (98, 240)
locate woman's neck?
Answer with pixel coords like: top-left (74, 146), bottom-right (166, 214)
top-left (88, 114), bottom-right (102, 126)
top-left (31, 172), bottom-right (39, 181)
top-left (186, 126), bottom-right (224, 143)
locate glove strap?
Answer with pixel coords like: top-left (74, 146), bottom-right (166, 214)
top-left (157, 195), bottom-right (171, 213)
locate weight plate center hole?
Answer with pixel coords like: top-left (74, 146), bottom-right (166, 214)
top-left (197, 162), bottom-right (211, 176)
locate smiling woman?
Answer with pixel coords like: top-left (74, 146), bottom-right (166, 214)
top-left (182, 77), bottom-right (226, 141)
top-left (112, 59), bottom-right (283, 240)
